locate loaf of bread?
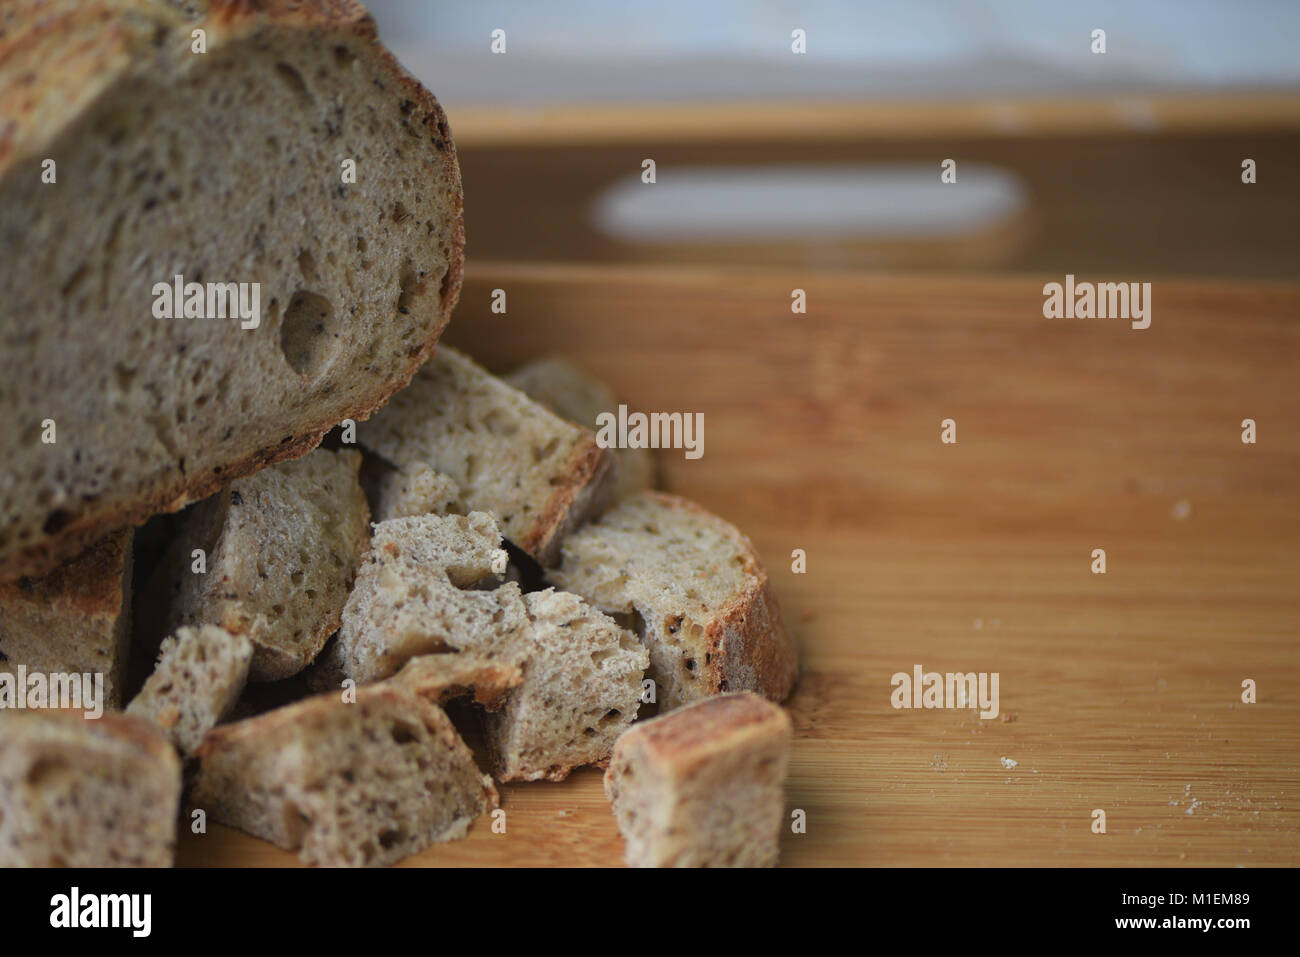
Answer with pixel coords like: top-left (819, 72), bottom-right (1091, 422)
top-left (0, 530), bottom-right (134, 708)
top-left (126, 625), bottom-right (253, 754)
top-left (148, 448), bottom-right (369, 681)
top-left (358, 347), bottom-right (612, 564)
top-left (0, 0), bottom-right (464, 582)
top-left (332, 511), bottom-right (529, 687)
top-left (604, 692), bottom-right (792, 867)
top-left (485, 588), bottom-right (648, 782)
top-left (551, 491), bottom-right (797, 710)
top-left (0, 710), bottom-right (181, 867)
top-left (505, 357), bottom-right (655, 501)
top-left (191, 683), bottom-right (497, 867)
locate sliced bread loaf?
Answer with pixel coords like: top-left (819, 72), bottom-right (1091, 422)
top-left (332, 511), bottom-right (529, 687)
top-left (551, 491), bottom-right (797, 710)
top-left (126, 625), bottom-right (253, 754)
top-left (0, 529), bottom-right (134, 708)
top-left (505, 357), bottom-right (655, 501)
top-left (149, 447), bottom-right (370, 682)
top-left (484, 588), bottom-right (648, 782)
top-left (0, 0), bottom-right (464, 582)
top-left (604, 692), bottom-right (792, 867)
top-left (0, 709), bottom-right (181, 867)
top-left (357, 347), bottom-right (612, 564)
top-left (190, 683), bottom-right (497, 867)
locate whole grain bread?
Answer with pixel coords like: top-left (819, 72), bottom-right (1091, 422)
top-left (357, 347), bottom-right (612, 565)
top-left (604, 692), bottom-right (792, 867)
top-left (126, 624), bottom-right (253, 754)
top-left (331, 511), bottom-right (529, 687)
top-left (484, 588), bottom-right (648, 782)
top-left (147, 447), bottom-right (370, 682)
top-left (0, 0), bottom-right (464, 582)
top-left (505, 357), bottom-right (655, 501)
top-left (0, 709), bottom-right (182, 867)
top-left (551, 491), bottom-right (797, 710)
top-left (190, 683), bottom-right (497, 867)
top-left (0, 529), bottom-right (134, 708)
top-left (371, 462), bottom-right (462, 521)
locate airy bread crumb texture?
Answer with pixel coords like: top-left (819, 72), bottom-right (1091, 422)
top-left (126, 624), bottom-right (253, 754)
top-left (0, 710), bottom-right (181, 867)
top-left (552, 491), bottom-right (797, 710)
top-left (604, 692), bottom-right (792, 867)
top-left (0, 529), bottom-right (135, 708)
top-left (191, 683), bottom-right (496, 867)
top-left (149, 447), bottom-right (370, 681)
top-left (357, 347), bottom-right (612, 564)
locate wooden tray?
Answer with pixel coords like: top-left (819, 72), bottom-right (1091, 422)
top-left (181, 262), bottom-right (1300, 866)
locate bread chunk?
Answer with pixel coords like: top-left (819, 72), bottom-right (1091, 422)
top-left (372, 462), bottom-right (462, 521)
top-left (551, 491), bottom-right (797, 710)
top-left (505, 357), bottom-right (654, 501)
top-left (333, 511), bottom-right (529, 687)
top-left (127, 625), bottom-right (253, 754)
top-left (0, 0), bottom-right (464, 581)
top-left (150, 448), bottom-right (370, 682)
top-left (191, 684), bottom-right (497, 867)
top-left (358, 347), bottom-right (611, 564)
top-left (484, 589), bottom-right (648, 782)
top-left (0, 530), bottom-right (134, 708)
top-left (604, 692), bottom-right (792, 867)
top-left (0, 710), bottom-right (181, 867)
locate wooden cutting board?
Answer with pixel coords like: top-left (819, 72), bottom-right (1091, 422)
top-left (181, 262), bottom-right (1300, 866)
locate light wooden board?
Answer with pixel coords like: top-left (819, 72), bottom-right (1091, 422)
top-left (182, 263), bottom-right (1300, 866)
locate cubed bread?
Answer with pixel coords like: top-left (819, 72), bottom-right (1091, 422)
top-left (0, 710), bottom-right (181, 867)
top-left (126, 625), bottom-right (253, 754)
top-left (551, 491), bottom-right (797, 710)
top-left (604, 692), bottom-right (792, 867)
top-left (149, 448), bottom-right (370, 681)
top-left (372, 462), bottom-right (462, 521)
top-left (0, 529), bottom-right (134, 708)
top-left (505, 357), bottom-right (654, 501)
top-left (190, 684), bottom-right (497, 867)
top-left (484, 588), bottom-right (648, 782)
top-left (357, 347), bottom-right (612, 564)
top-left (333, 511), bottom-right (529, 688)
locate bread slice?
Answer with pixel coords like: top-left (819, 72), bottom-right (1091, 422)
top-left (0, 0), bottom-right (464, 581)
top-left (551, 491), bottom-right (797, 710)
top-left (333, 511), bottom-right (529, 687)
top-left (0, 710), bottom-right (181, 867)
top-left (357, 347), bottom-right (612, 564)
top-left (604, 692), bottom-right (792, 867)
top-left (148, 447), bottom-right (370, 682)
top-left (0, 529), bottom-right (134, 708)
top-left (484, 589), bottom-right (648, 782)
top-left (190, 683), bottom-right (497, 867)
top-left (372, 462), bottom-right (462, 521)
top-left (126, 625), bottom-right (253, 754)
top-left (505, 357), bottom-right (655, 501)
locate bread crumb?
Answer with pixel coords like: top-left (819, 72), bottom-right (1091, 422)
top-left (999, 756), bottom-right (1017, 770)
top-left (1001, 712), bottom-right (1018, 723)
top-left (1172, 498), bottom-right (1192, 520)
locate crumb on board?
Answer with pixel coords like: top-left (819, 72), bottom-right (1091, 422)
top-left (999, 756), bottom-right (1018, 770)
top-left (1001, 712), bottom-right (1018, 723)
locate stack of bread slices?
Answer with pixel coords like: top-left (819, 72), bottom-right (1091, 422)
top-left (0, 0), bottom-right (797, 868)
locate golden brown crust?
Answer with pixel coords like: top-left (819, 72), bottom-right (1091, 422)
top-left (527, 436), bottom-right (614, 566)
top-left (0, 0), bottom-right (464, 583)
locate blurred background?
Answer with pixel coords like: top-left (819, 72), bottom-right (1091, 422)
top-left (366, 1), bottom-right (1300, 278)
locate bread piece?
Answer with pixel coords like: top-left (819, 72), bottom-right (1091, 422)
top-left (126, 625), bottom-right (253, 754)
top-left (357, 347), bottom-right (612, 564)
top-left (149, 447), bottom-right (369, 682)
top-left (191, 684), bottom-right (497, 867)
top-left (604, 692), bottom-right (792, 868)
top-left (551, 491), bottom-right (796, 710)
top-left (395, 653), bottom-right (523, 711)
top-left (0, 710), bottom-right (181, 867)
top-left (506, 357), bottom-right (654, 501)
top-left (0, 0), bottom-right (464, 582)
top-left (0, 530), bottom-right (134, 708)
top-left (333, 511), bottom-right (529, 687)
top-left (484, 589), bottom-right (647, 782)
top-left (373, 462), bottom-right (462, 521)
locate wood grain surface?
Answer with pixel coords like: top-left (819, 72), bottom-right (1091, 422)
top-left (180, 262), bottom-right (1300, 867)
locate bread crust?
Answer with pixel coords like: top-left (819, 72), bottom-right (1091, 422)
top-left (0, 0), bottom-right (465, 582)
